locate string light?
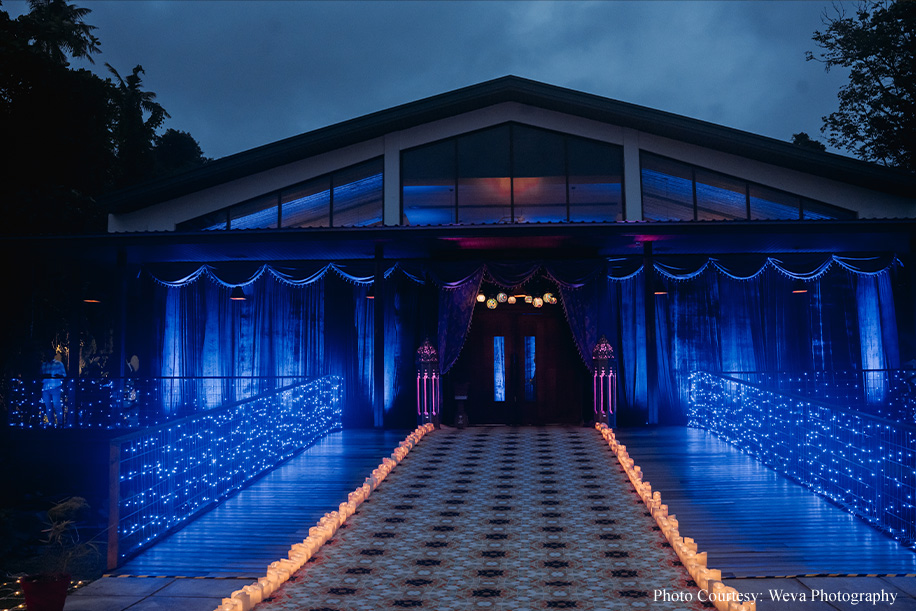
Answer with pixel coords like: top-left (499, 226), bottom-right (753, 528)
top-left (9, 376), bottom-right (327, 430)
top-left (688, 372), bottom-right (916, 547)
top-left (113, 376), bottom-right (343, 560)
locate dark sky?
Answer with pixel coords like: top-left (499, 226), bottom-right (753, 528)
top-left (8, 1), bottom-right (850, 161)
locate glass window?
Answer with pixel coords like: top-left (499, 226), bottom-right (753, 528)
top-left (230, 194), bottom-right (278, 229)
top-left (177, 208), bottom-right (228, 231)
top-left (332, 159), bottom-right (383, 227)
top-left (803, 198), bottom-right (857, 220)
top-left (493, 336), bottom-right (506, 402)
top-left (457, 125), bottom-right (511, 224)
top-left (749, 184), bottom-right (800, 220)
top-left (568, 138), bottom-right (623, 222)
top-left (641, 154), bottom-right (694, 221)
top-left (524, 336), bottom-right (536, 402)
top-left (281, 177), bottom-right (330, 228)
top-left (402, 140), bottom-right (455, 226)
top-left (695, 170), bottom-right (747, 220)
top-left (513, 125), bottom-right (567, 223)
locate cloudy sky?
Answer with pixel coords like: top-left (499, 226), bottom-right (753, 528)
top-left (8, 1), bottom-right (850, 161)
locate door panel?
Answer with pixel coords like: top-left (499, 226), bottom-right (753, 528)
top-left (450, 300), bottom-right (587, 425)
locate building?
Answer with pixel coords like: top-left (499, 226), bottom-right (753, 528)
top-left (92, 75), bottom-right (915, 427)
top-left (6, 74), bottom-right (916, 567)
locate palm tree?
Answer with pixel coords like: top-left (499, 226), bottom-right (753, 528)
top-left (107, 63), bottom-right (170, 187)
top-left (23, 0), bottom-right (101, 65)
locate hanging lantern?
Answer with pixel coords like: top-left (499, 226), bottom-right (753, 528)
top-left (524, 295), bottom-right (533, 304)
top-left (533, 297), bottom-right (544, 308)
top-left (497, 292), bottom-right (508, 303)
top-left (543, 292), bottom-right (554, 304)
top-left (476, 293), bottom-right (486, 303)
top-left (507, 296), bottom-right (517, 304)
top-left (486, 298), bottom-right (498, 309)
top-left (416, 339), bottom-right (440, 427)
top-left (592, 335), bottom-right (617, 426)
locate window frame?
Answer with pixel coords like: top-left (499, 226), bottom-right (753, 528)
top-left (639, 151), bottom-right (856, 222)
top-left (399, 122), bottom-right (625, 226)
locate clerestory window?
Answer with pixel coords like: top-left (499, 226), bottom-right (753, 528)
top-left (401, 123), bottom-right (624, 226)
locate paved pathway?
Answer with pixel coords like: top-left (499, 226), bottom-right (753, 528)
top-left (257, 426), bottom-right (708, 610)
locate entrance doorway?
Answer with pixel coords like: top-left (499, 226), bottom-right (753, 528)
top-left (448, 293), bottom-right (589, 425)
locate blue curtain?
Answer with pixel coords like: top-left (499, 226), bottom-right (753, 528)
top-left (150, 270), bottom-right (375, 424)
top-left (384, 271), bottom-right (438, 427)
top-left (153, 274), bottom-right (326, 417)
top-left (650, 265), bottom-right (901, 422)
top-left (147, 255), bottom-right (902, 426)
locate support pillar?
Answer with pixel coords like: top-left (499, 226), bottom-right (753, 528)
top-left (373, 244), bottom-right (385, 428)
top-left (643, 241), bottom-right (658, 424)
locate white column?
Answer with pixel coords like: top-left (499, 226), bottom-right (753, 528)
top-left (622, 128), bottom-right (642, 221)
top-left (383, 133), bottom-right (401, 226)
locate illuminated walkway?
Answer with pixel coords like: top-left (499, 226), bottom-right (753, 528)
top-left (256, 426), bottom-right (708, 610)
top-left (63, 426), bottom-right (916, 611)
top-left (614, 427), bottom-right (916, 578)
top-left (117, 429), bottom-right (411, 578)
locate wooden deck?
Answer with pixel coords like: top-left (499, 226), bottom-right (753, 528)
top-left (115, 424), bottom-right (916, 580)
top-left (116, 429), bottom-right (409, 577)
top-left (614, 426), bottom-right (916, 578)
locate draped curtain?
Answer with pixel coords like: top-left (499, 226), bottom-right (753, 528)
top-left (147, 253), bottom-right (902, 425)
top-left (154, 274), bottom-right (325, 416)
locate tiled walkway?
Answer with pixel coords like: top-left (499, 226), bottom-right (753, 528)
top-left (258, 426), bottom-right (708, 610)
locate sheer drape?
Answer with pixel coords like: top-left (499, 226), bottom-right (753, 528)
top-left (152, 273), bottom-right (343, 419)
top-left (651, 266), bottom-right (901, 421)
top-left (148, 254), bottom-right (902, 425)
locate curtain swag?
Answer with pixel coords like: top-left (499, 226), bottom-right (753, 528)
top-left (147, 254), bottom-right (900, 288)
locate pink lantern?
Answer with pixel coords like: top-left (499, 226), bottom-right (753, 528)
top-left (416, 338), bottom-right (440, 427)
top-left (592, 335), bottom-right (617, 425)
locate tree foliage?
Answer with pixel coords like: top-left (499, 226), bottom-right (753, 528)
top-left (0, 0), bottom-right (208, 234)
top-left (791, 132), bottom-right (827, 152)
top-left (154, 128), bottom-right (207, 177)
top-left (20, 0), bottom-right (100, 65)
top-left (107, 63), bottom-right (169, 189)
top-left (808, 0), bottom-right (916, 172)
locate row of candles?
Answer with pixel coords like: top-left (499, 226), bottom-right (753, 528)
top-left (212, 423), bottom-right (436, 611)
top-left (595, 423), bottom-right (756, 611)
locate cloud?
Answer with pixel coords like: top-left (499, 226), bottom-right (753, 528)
top-left (6, 0), bottom-right (844, 158)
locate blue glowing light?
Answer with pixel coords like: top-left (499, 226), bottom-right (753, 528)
top-left (112, 376), bottom-right (343, 560)
top-left (493, 336), bottom-right (505, 402)
top-left (688, 371), bottom-right (916, 546)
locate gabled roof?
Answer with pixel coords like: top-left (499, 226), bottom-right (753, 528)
top-left (104, 75), bottom-right (916, 214)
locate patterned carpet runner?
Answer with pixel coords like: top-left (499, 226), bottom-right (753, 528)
top-left (256, 426), bottom-right (710, 610)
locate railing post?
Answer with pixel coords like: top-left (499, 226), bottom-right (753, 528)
top-left (107, 439), bottom-right (120, 570)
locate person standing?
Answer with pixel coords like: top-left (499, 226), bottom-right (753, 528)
top-left (41, 349), bottom-right (67, 427)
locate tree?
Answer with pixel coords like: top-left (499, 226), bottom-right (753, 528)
top-left (107, 64), bottom-right (169, 189)
top-left (1, 2), bottom-right (113, 233)
top-left (20, 0), bottom-right (100, 66)
top-left (153, 128), bottom-right (208, 177)
top-left (807, 1), bottom-right (916, 172)
top-left (0, 1), bottom-right (208, 234)
top-left (791, 132), bottom-right (827, 152)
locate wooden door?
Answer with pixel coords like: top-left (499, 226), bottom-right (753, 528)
top-left (450, 300), bottom-right (587, 425)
